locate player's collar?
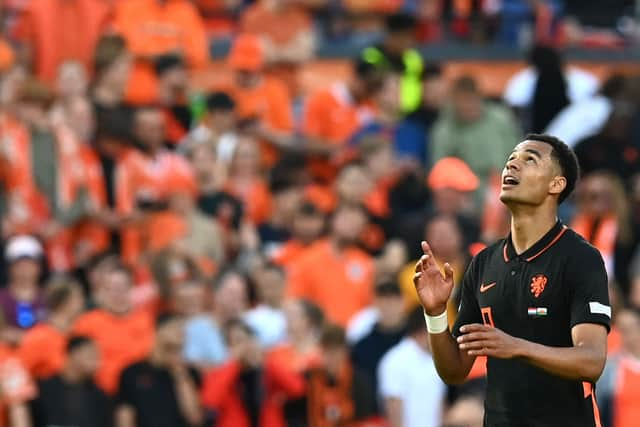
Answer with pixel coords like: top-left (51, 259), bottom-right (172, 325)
top-left (503, 220), bottom-right (567, 263)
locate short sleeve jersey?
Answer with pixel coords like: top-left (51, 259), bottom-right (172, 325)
top-left (453, 221), bottom-right (610, 427)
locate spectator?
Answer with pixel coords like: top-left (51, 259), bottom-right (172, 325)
top-left (302, 58), bottom-right (384, 181)
top-left (504, 44), bottom-right (599, 127)
top-left (267, 298), bottom-right (325, 426)
top-left (50, 61), bottom-right (90, 125)
top-left (224, 135), bottom-right (273, 225)
top-left (91, 34), bottom-right (133, 118)
top-left (258, 175), bottom-right (305, 255)
top-left (18, 276), bottom-right (85, 379)
top-left (270, 201), bottom-right (326, 269)
top-left (361, 13), bottom-right (424, 114)
top-left (244, 263), bottom-right (287, 349)
top-left (115, 105), bottom-right (197, 265)
top-left (240, 0), bottom-right (316, 96)
top-left (0, 316), bottom-right (37, 427)
top-left (15, 0), bottom-right (112, 83)
top-left (571, 172), bottom-right (633, 284)
top-left (398, 214), bottom-right (471, 315)
top-left (30, 336), bottom-right (112, 427)
top-left (221, 34), bottom-right (295, 162)
top-left (378, 307), bottom-right (446, 427)
top-left (288, 203), bottom-right (375, 327)
top-left (113, 0), bottom-right (209, 104)
top-left (116, 314), bottom-right (203, 427)
top-left (546, 75), bottom-right (628, 148)
top-left (431, 75), bottom-right (520, 208)
top-left (442, 394), bottom-right (484, 427)
top-left (307, 324), bottom-right (376, 426)
top-left (350, 281), bottom-right (407, 407)
top-left (72, 262), bottom-right (154, 394)
top-left (201, 318), bottom-right (306, 427)
top-left (155, 54), bottom-right (192, 145)
top-left (6, 78), bottom-right (101, 272)
top-left (0, 235), bottom-right (46, 343)
top-left (187, 141), bottom-right (244, 240)
top-left (597, 306), bottom-right (640, 427)
top-left (574, 100), bottom-right (640, 181)
top-left (171, 280), bottom-right (207, 318)
top-left (188, 91), bottom-right (238, 165)
top-left (184, 268), bottom-right (249, 369)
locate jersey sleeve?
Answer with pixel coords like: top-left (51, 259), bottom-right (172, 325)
top-left (451, 257), bottom-right (482, 337)
top-left (567, 244), bottom-right (611, 332)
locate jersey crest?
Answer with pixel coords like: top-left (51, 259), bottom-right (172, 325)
top-left (530, 274), bottom-right (548, 298)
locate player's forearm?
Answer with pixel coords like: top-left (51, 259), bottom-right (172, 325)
top-left (430, 331), bottom-right (474, 384)
top-left (517, 339), bottom-right (606, 383)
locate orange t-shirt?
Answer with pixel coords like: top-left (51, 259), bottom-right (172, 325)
top-left (270, 240), bottom-right (307, 270)
top-left (287, 239), bottom-right (375, 326)
top-left (303, 82), bottom-right (376, 146)
top-left (302, 83), bottom-right (376, 180)
top-left (17, 323), bottom-right (67, 380)
top-left (72, 309), bottom-right (154, 394)
top-left (15, 0), bottom-right (112, 82)
top-left (613, 355), bottom-right (640, 427)
top-left (239, 2), bottom-right (312, 46)
top-left (113, 0), bottom-right (208, 104)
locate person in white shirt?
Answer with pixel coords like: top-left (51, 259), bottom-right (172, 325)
top-left (378, 308), bottom-right (447, 427)
top-left (244, 262), bottom-right (287, 349)
top-left (545, 74), bottom-right (627, 148)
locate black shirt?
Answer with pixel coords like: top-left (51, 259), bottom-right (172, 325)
top-left (31, 376), bottom-right (113, 427)
top-left (453, 221), bottom-right (610, 427)
top-left (117, 361), bottom-right (201, 427)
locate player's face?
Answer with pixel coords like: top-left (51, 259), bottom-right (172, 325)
top-left (499, 140), bottom-right (565, 207)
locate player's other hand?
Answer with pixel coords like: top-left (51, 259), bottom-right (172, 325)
top-left (457, 324), bottom-right (523, 359)
top-left (413, 241), bottom-right (454, 316)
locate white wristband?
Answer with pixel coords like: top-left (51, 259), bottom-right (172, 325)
top-left (424, 310), bottom-right (449, 334)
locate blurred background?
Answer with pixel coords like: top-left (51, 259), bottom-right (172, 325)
top-left (0, 1), bottom-right (639, 426)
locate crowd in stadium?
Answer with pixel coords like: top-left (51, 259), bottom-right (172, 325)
top-left (0, 0), bottom-right (638, 426)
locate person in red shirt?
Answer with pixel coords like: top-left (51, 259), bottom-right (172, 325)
top-left (201, 318), bottom-right (306, 427)
top-left (287, 203), bottom-right (376, 327)
top-left (18, 276), bottom-right (85, 380)
top-left (72, 262), bottom-right (154, 394)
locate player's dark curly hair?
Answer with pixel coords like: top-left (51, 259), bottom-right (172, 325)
top-left (525, 133), bottom-right (580, 204)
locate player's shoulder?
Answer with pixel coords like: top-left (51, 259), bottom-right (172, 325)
top-left (470, 239), bottom-right (505, 267)
top-left (559, 226), bottom-right (604, 261)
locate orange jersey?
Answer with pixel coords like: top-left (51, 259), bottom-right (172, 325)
top-left (115, 149), bottom-right (196, 264)
top-left (287, 239), bottom-right (375, 326)
top-left (15, 0), bottom-right (112, 82)
top-left (17, 323), bottom-right (67, 379)
top-left (72, 308), bottom-right (154, 394)
top-left (113, 0), bottom-right (208, 104)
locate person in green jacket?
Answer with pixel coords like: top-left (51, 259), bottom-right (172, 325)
top-left (361, 13), bottom-right (424, 115)
top-left (431, 76), bottom-right (521, 209)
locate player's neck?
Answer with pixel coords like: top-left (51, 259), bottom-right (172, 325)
top-left (510, 208), bottom-right (558, 255)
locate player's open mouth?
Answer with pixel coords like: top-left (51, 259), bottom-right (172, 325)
top-left (502, 175), bottom-right (519, 188)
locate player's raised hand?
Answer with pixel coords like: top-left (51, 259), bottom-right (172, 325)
top-left (413, 241), bottom-right (454, 316)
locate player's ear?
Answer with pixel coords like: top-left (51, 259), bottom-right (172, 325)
top-left (549, 176), bottom-right (566, 197)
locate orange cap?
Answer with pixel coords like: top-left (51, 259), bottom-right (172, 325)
top-left (228, 34), bottom-right (264, 72)
top-left (427, 157), bottom-right (479, 192)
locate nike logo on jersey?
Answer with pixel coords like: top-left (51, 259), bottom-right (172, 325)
top-left (480, 282), bottom-right (496, 293)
